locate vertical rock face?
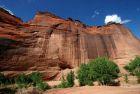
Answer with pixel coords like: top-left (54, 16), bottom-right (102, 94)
top-left (0, 9), bottom-right (140, 79)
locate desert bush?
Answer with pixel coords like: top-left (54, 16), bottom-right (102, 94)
top-left (54, 71), bottom-right (75, 88)
top-left (133, 68), bottom-right (140, 83)
top-left (55, 75), bottom-right (68, 88)
top-left (124, 56), bottom-right (140, 83)
top-left (15, 74), bottom-right (28, 89)
top-left (28, 72), bottom-right (42, 86)
top-left (0, 73), bottom-right (15, 86)
top-left (36, 82), bottom-right (50, 91)
top-left (124, 74), bottom-right (129, 83)
top-left (66, 71), bottom-right (74, 87)
top-left (56, 81), bottom-right (68, 88)
top-left (0, 72), bottom-right (51, 92)
top-left (124, 56), bottom-right (140, 75)
top-left (28, 72), bottom-right (51, 91)
top-left (0, 73), bottom-right (6, 86)
top-left (77, 57), bottom-right (120, 86)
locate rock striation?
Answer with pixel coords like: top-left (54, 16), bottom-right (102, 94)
top-left (0, 8), bottom-right (140, 80)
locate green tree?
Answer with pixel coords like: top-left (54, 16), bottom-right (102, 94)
top-left (77, 57), bottom-right (120, 86)
top-left (77, 64), bottom-right (92, 86)
top-left (89, 57), bottom-right (120, 85)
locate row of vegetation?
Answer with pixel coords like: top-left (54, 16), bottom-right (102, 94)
top-left (0, 56), bottom-right (140, 93)
top-left (0, 72), bottom-right (50, 93)
top-left (124, 56), bottom-right (140, 83)
top-left (0, 71), bottom-right (75, 93)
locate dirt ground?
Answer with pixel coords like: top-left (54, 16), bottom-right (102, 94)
top-left (45, 85), bottom-right (140, 94)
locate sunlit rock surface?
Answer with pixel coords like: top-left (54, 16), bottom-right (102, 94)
top-left (0, 8), bottom-right (140, 80)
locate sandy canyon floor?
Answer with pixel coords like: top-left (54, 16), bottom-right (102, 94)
top-left (45, 85), bottom-right (140, 94)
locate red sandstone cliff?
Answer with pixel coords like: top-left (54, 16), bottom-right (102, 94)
top-left (0, 8), bottom-right (140, 79)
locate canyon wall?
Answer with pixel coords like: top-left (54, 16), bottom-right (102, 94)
top-left (0, 9), bottom-right (140, 79)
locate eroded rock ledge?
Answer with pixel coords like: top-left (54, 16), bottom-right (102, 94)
top-left (0, 8), bottom-right (140, 80)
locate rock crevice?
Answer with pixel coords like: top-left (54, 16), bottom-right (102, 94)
top-left (0, 8), bottom-right (140, 79)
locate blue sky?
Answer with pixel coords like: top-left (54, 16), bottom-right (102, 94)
top-left (0, 0), bottom-right (140, 39)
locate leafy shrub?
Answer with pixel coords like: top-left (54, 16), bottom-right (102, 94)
top-left (0, 72), bottom-right (51, 92)
top-left (0, 73), bottom-right (6, 85)
top-left (0, 73), bottom-right (15, 86)
top-left (28, 72), bottom-right (51, 91)
top-left (86, 80), bottom-right (93, 86)
top-left (77, 57), bottom-right (120, 86)
top-left (15, 74), bottom-right (28, 89)
top-left (54, 71), bottom-right (75, 88)
top-left (124, 74), bottom-right (129, 83)
top-left (66, 71), bottom-right (74, 87)
top-left (56, 81), bottom-right (68, 88)
top-left (132, 67), bottom-right (140, 83)
top-left (57, 75), bottom-right (69, 88)
top-left (124, 56), bottom-right (140, 83)
top-left (36, 82), bottom-right (50, 91)
top-left (124, 56), bottom-right (140, 75)
top-left (77, 64), bottom-right (92, 86)
top-left (28, 72), bottom-right (42, 86)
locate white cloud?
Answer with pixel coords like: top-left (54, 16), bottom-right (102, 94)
top-left (5, 9), bottom-right (14, 15)
top-left (0, 5), bottom-right (14, 15)
top-left (121, 20), bottom-right (131, 24)
top-left (92, 10), bottom-right (100, 18)
top-left (104, 14), bottom-right (131, 24)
